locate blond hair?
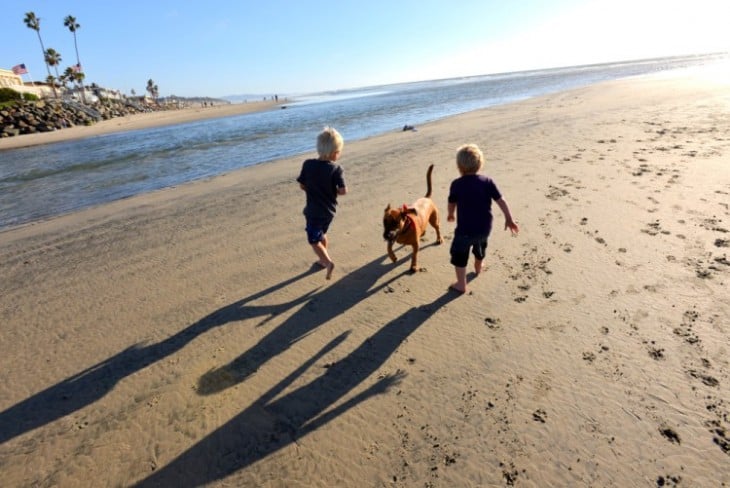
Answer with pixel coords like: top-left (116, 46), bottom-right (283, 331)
top-left (317, 126), bottom-right (344, 159)
top-left (456, 143), bottom-right (484, 174)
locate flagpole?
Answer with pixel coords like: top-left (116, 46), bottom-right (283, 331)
top-left (26, 71), bottom-right (35, 86)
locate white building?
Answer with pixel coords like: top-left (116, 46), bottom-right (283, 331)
top-left (0, 68), bottom-right (51, 98)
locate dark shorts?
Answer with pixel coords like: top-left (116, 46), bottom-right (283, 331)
top-left (450, 233), bottom-right (488, 267)
top-left (305, 217), bottom-right (332, 244)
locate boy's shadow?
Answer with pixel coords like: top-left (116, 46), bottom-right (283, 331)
top-left (0, 251), bottom-right (415, 445)
top-left (134, 288), bottom-right (459, 487)
top-left (197, 242), bottom-right (443, 394)
top-left (0, 264), bottom-right (323, 444)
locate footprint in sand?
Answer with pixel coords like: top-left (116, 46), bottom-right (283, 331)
top-left (532, 409), bottom-right (547, 423)
top-left (659, 426), bottom-right (681, 444)
top-left (705, 399), bottom-right (730, 455)
top-left (647, 345), bottom-right (665, 360)
top-left (484, 317), bottom-right (501, 329)
top-left (656, 474), bottom-right (683, 487)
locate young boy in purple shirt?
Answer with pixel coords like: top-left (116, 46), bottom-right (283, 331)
top-left (297, 127), bottom-right (347, 279)
top-left (447, 143), bottom-right (518, 293)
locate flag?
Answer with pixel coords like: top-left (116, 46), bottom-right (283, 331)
top-left (73, 63), bottom-right (82, 73)
top-left (12, 63), bottom-right (28, 75)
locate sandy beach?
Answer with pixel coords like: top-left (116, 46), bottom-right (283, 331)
top-left (1, 69), bottom-right (729, 487)
top-left (0, 99), bottom-right (281, 151)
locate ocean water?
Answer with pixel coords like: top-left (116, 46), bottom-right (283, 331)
top-left (0, 53), bottom-right (725, 231)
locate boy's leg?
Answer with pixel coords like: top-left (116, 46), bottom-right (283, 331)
top-left (473, 238), bottom-right (488, 276)
top-left (310, 241), bottom-right (335, 279)
top-left (449, 234), bottom-right (470, 293)
top-left (306, 220), bottom-right (335, 279)
top-left (313, 233), bottom-right (329, 267)
top-left (451, 266), bottom-right (468, 293)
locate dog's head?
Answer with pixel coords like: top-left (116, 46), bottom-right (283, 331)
top-left (383, 204), bottom-right (416, 242)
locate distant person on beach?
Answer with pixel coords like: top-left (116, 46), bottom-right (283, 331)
top-left (297, 127), bottom-right (347, 279)
top-left (447, 143), bottom-right (519, 293)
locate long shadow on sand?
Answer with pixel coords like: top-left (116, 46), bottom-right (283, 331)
top-left (0, 265), bottom-right (323, 444)
top-left (133, 287), bottom-right (458, 487)
top-left (195, 249), bottom-right (426, 395)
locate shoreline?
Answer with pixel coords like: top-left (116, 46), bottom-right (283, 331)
top-left (1, 71), bottom-right (729, 486)
top-left (0, 99), bottom-right (281, 151)
top-left (2, 55), bottom-right (726, 154)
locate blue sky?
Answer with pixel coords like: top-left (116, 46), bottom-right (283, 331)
top-left (3, 0), bottom-right (728, 98)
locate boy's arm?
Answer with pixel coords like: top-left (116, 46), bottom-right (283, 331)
top-left (496, 198), bottom-right (519, 234)
top-left (337, 185), bottom-right (347, 196)
top-left (447, 202), bottom-right (456, 222)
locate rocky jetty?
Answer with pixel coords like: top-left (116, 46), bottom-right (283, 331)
top-left (0, 99), bottom-right (174, 138)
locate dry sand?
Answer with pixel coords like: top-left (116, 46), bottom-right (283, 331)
top-left (0, 99), bottom-right (281, 150)
top-left (1, 69), bottom-right (729, 487)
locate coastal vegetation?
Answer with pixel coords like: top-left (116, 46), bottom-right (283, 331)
top-left (23, 11), bottom-right (57, 98)
top-left (19, 10), bottom-right (160, 105)
top-left (4, 11), bottom-right (230, 139)
top-left (5, 11), bottom-right (171, 138)
top-left (64, 15), bottom-right (86, 102)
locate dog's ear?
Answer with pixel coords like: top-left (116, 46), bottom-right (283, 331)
top-left (385, 204), bottom-right (392, 213)
top-left (401, 204), bottom-right (417, 215)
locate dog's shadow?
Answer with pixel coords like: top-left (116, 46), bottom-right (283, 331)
top-left (0, 265), bottom-right (325, 445)
top-left (196, 253), bottom-right (413, 395)
top-left (387, 239), bottom-right (444, 273)
top-left (134, 287), bottom-right (460, 487)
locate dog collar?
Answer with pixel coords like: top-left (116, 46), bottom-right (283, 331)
top-left (402, 214), bottom-right (414, 233)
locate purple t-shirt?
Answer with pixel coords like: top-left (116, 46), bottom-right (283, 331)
top-left (297, 159), bottom-right (346, 220)
top-left (448, 174), bottom-right (502, 236)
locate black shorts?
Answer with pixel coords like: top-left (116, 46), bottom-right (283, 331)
top-left (450, 233), bottom-right (488, 267)
top-left (305, 217), bottom-right (332, 244)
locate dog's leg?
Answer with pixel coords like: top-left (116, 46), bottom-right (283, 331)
top-left (409, 242), bottom-right (419, 273)
top-left (430, 210), bottom-right (444, 244)
top-left (387, 241), bottom-right (397, 262)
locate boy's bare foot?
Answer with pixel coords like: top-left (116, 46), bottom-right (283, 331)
top-left (326, 262), bottom-right (335, 280)
top-left (449, 283), bottom-right (466, 294)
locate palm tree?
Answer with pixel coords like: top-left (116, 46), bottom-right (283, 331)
top-left (45, 49), bottom-right (62, 78)
top-left (23, 12), bottom-right (53, 82)
top-left (44, 48), bottom-right (62, 98)
top-left (61, 66), bottom-right (75, 91)
top-left (146, 79), bottom-right (159, 101)
top-left (62, 67), bottom-right (86, 100)
top-left (45, 75), bottom-right (58, 98)
top-left (74, 71), bottom-right (85, 92)
top-left (63, 15), bottom-right (86, 102)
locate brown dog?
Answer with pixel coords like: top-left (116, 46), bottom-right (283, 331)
top-left (383, 164), bottom-right (443, 272)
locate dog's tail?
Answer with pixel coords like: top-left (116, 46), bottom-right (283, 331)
top-left (425, 164), bottom-right (434, 198)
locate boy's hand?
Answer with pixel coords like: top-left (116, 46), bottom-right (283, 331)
top-left (447, 215), bottom-right (455, 222)
top-left (505, 220), bottom-right (519, 234)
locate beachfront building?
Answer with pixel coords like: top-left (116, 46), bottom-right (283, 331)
top-left (0, 68), bottom-right (49, 98)
top-left (0, 68), bottom-right (23, 88)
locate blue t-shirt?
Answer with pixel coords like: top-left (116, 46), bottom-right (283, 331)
top-left (448, 174), bottom-right (502, 236)
top-left (297, 159), bottom-right (346, 220)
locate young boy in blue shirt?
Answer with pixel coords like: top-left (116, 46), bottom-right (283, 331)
top-left (297, 127), bottom-right (347, 280)
top-left (447, 143), bottom-right (518, 293)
